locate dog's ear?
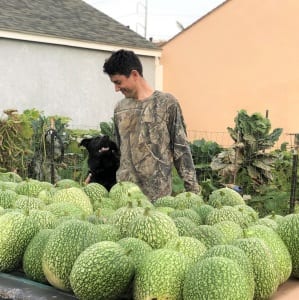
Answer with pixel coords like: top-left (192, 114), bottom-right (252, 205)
top-left (79, 138), bottom-right (91, 148)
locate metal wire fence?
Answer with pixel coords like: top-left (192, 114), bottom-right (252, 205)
top-left (187, 131), bottom-right (298, 150)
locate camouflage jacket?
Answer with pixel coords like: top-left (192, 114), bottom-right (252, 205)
top-left (114, 90), bottom-right (200, 201)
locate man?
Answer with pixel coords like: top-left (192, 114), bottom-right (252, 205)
top-left (103, 49), bottom-right (200, 201)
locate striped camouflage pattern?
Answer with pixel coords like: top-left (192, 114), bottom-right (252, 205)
top-left (114, 90), bottom-right (200, 201)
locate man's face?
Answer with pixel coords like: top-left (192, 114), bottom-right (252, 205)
top-left (109, 71), bottom-right (138, 99)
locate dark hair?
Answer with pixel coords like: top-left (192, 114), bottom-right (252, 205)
top-left (103, 49), bottom-right (143, 77)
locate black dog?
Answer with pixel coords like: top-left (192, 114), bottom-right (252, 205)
top-left (79, 135), bottom-right (120, 191)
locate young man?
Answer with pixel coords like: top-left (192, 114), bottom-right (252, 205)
top-left (103, 49), bottom-right (200, 201)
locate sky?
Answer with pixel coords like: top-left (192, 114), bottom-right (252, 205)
top-left (84, 0), bottom-right (226, 41)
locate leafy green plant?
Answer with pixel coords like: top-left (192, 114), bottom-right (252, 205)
top-left (171, 167), bottom-right (185, 195)
top-left (271, 149), bottom-right (293, 191)
top-left (211, 110), bottom-right (283, 194)
top-left (271, 147), bottom-right (299, 204)
top-left (26, 110), bottom-right (71, 182)
top-left (190, 139), bottom-right (222, 166)
top-left (0, 109), bottom-right (36, 176)
top-left (189, 139), bottom-right (223, 197)
top-left (247, 185), bottom-right (290, 217)
top-left (99, 120), bottom-right (115, 141)
top-left (190, 139), bottom-right (222, 179)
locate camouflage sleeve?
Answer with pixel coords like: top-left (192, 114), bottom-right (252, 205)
top-left (113, 113), bottom-right (120, 148)
top-left (168, 101), bottom-right (200, 194)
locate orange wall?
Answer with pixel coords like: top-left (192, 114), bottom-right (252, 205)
top-left (161, 0), bottom-right (299, 146)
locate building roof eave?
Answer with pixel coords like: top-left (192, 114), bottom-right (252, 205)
top-left (0, 29), bottom-right (162, 58)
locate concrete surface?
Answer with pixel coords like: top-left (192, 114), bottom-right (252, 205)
top-left (0, 272), bottom-right (76, 300)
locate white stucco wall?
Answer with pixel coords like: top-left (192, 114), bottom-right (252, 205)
top-left (0, 38), bottom-right (157, 129)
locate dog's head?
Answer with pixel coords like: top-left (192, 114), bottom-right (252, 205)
top-left (79, 135), bottom-right (118, 159)
top-left (79, 135), bottom-right (119, 190)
